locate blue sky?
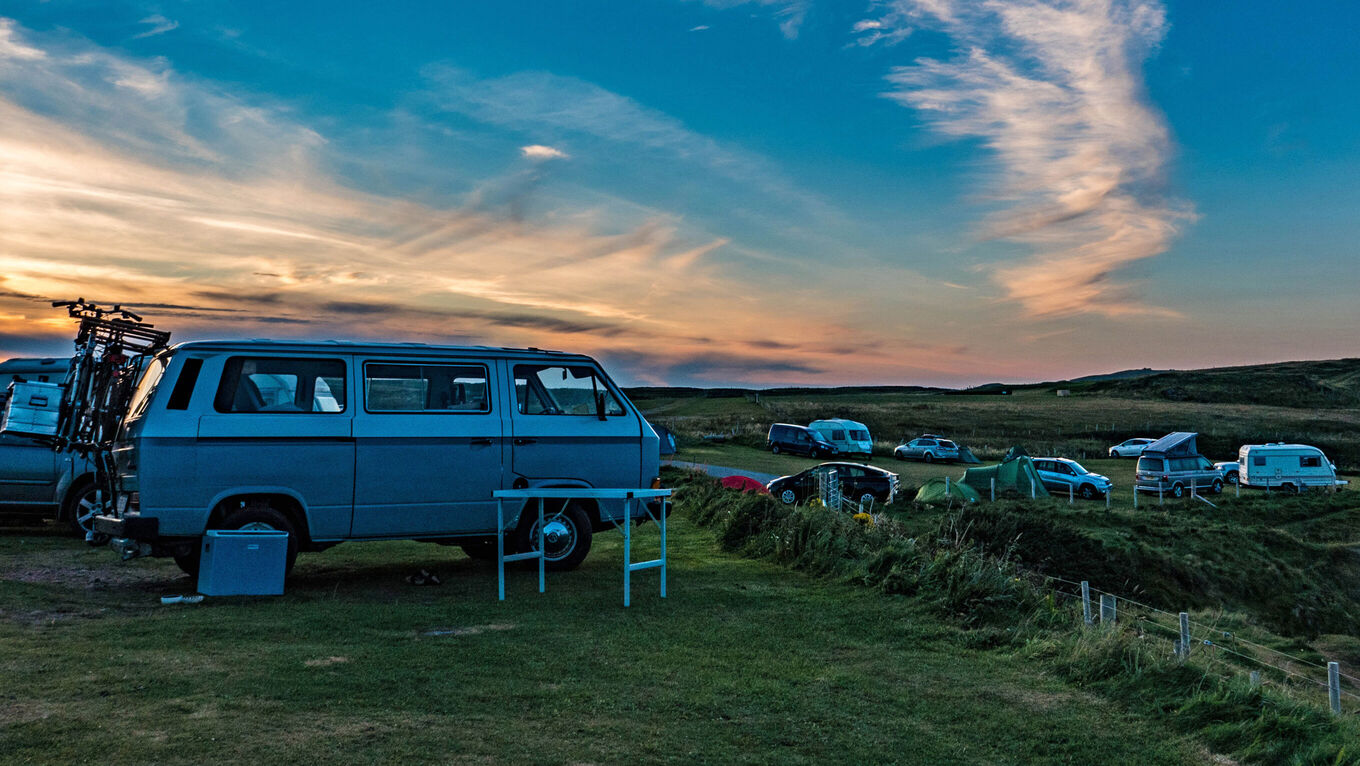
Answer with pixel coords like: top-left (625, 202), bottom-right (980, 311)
top-left (0, 1), bottom-right (1356, 386)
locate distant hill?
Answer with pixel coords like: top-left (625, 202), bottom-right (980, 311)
top-left (626, 359), bottom-right (1360, 410)
top-left (1052, 358), bottom-right (1360, 408)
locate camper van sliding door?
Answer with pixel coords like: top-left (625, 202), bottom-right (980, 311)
top-left (351, 360), bottom-right (504, 537)
top-left (197, 356), bottom-right (355, 539)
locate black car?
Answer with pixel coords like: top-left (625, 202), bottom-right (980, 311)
top-left (767, 423), bottom-right (838, 458)
top-left (766, 462), bottom-right (900, 507)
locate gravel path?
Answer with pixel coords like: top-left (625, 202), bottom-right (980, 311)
top-left (664, 459), bottom-right (779, 485)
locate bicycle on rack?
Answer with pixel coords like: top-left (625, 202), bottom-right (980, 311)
top-left (44, 299), bottom-right (172, 542)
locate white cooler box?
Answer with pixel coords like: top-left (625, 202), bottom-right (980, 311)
top-left (1, 381), bottom-right (62, 437)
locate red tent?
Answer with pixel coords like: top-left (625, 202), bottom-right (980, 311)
top-left (720, 475), bottom-right (768, 494)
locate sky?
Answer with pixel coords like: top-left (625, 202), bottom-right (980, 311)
top-left (0, 1), bottom-right (1357, 387)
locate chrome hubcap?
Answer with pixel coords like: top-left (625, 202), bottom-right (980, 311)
top-left (532, 515), bottom-right (577, 560)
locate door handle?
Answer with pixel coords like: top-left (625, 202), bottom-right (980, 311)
top-left (513, 438), bottom-right (537, 446)
top-left (470, 438), bottom-right (494, 446)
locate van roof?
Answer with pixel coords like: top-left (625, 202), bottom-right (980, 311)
top-left (0, 357), bottom-right (69, 374)
top-left (810, 418), bottom-right (868, 428)
top-left (170, 339), bottom-right (594, 362)
top-left (1242, 443), bottom-right (1324, 452)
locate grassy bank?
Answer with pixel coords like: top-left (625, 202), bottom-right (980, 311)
top-left (666, 468), bottom-right (1360, 763)
top-left (1, 517), bottom-right (1210, 764)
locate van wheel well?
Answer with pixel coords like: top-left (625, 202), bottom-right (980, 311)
top-left (517, 494), bottom-right (602, 532)
top-left (210, 495), bottom-right (311, 546)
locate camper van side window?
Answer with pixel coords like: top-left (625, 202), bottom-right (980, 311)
top-left (364, 363), bottom-right (490, 413)
top-left (1300, 455), bottom-right (1322, 468)
top-left (1253, 456), bottom-right (1266, 466)
top-left (214, 357), bottom-right (347, 414)
top-left (514, 365), bottom-right (625, 416)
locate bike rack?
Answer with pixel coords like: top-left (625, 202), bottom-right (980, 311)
top-left (493, 488), bottom-right (673, 606)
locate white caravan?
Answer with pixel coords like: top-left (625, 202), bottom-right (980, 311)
top-left (808, 419), bottom-right (873, 457)
top-left (1237, 443), bottom-right (1343, 491)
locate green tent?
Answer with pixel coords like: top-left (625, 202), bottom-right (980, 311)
top-left (914, 476), bottom-right (982, 505)
top-left (956, 446), bottom-right (982, 464)
top-left (961, 446), bottom-right (1050, 499)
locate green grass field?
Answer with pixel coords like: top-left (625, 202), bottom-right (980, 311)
top-left (0, 523), bottom-right (1213, 765)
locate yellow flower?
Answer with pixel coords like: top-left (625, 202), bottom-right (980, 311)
top-left (853, 512), bottom-right (875, 526)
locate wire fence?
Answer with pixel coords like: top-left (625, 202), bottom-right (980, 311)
top-left (1041, 574), bottom-right (1358, 714)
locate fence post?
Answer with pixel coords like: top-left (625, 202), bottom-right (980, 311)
top-left (1105, 491), bottom-right (1110, 511)
top-left (1178, 612), bottom-right (1191, 659)
top-left (1031, 481), bottom-right (1036, 500)
top-left (1191, 478), bottom-right (1197, 498)
top-left (1081, 581), bottom-right (1092, 625)
top-left (1134, 488), bottom-right (1139, 510)
top-left (1330, 662), bottom-right (1342, 715)
top-left (1069, 484), bottom-right (1074, 505)
top-left (1099, 594), bottom-right (1116, 625)
top-left (1249, 670), bottom-right (1261, 687)
top-left (1158, 484), bottom-right (1163, 505)
top-left (990, 477), bottom-right (995, 502)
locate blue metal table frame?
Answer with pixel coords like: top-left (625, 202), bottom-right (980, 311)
top-left (492, 488), bottom-right (673, 606)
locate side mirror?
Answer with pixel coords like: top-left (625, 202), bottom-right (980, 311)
top-left (595, 391), bottom-right (607, 421)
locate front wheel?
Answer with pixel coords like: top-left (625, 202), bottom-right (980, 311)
top-left (771, 445), bottom-right (781, 455)
top-left (894, 450), bottom-right (904, 461)
top-left (1078, 484), bottom-right (1096, 500)
top-left (1211, 479), bottom-right (1223, 495)
top-left (780, 488), bottom-right (797, 505)
top-left (516, 501), bottom-right (592, 571)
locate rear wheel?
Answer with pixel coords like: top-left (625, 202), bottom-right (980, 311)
top-left (1280, 482), bottom-right (1298, 494)
top-left (923, 453), bottom-right (934, 464)
top-left (516, 501), bottom-right (592, 571)
top-left (1170, 483), bottom-right (1186, 499)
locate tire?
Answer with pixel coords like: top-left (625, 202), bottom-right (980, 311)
top-left (923, 453), bottom-right (934, 464)
top-left (1170, 483), bottom-right (1185, 499)
top-left (516, 501), bottom-right (592, 571)
top-left (894, 450), bottom-right (904, 461)
top-left (1211, 479), bottom-right (1223, 495)
top-left (176, 504), bottom-right (300, 581)
top-left (1280, 483), bottom-right (1298, 495)
top-left (1225, 471), bottom-right (1239, 485)
top-left (780, 488), bottom-right (797, 505)
top-left (61, 480), bottom-right (109, 543)
top-left (1078, 484), bottom-right (1096, 500)
top-left (771, 445), bottom-right (781, 455)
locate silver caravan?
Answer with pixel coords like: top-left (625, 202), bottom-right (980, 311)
top-left (1238, 443), bottom-right (1342, 491)
top-left (93, 340), bottom-right (661, 578)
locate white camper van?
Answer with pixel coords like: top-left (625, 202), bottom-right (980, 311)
top-left (808, 419), bottom-right (873, 457)
top-left (1238, 444), bottom-right (1343, 491)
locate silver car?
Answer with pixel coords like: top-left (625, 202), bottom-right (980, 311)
top-left (893, 435), bottom-right (959, 463)
top-left (1033, 458), bottom-right (1112, 499)
top-left (1108, 438), bottom-right (1154, 458)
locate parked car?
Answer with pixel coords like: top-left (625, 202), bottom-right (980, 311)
top-left (1134, 432), bottom-right (1223, 497)
top-left (1214, 461), bottom-right (1240, 485)
top-left (893, 434), bottom-right (959, 463)
top-left (808, 418), bottom-right (873, 457)
top-left (92, 340), bottom-right (662, 577)
top-left (766, 462), bottom-right (899, 507)
top-left (767, 423), bottom-right (838, 457)
top-left (1032, 458), bottom-right (1112, 499)
top-left (1108, 438), bottom-right (1154, 458)
top-left (1238, 444), bottom-right (1343, 492)
top-left (0, 357), bottom-right (101, 536)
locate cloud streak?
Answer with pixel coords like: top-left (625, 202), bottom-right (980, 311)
top-left (871, 0), bottom-right (1193, 318)
top-left (0, 18), bottom-right (969, 385)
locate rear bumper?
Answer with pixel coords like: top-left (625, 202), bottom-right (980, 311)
top-left (92, 514), bottom-right (159, 541)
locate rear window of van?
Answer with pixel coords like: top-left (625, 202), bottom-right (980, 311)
top-left (1137, 457), bottom-right (1164, 472)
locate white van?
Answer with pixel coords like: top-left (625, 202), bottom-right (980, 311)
top-left (92, 340), bottom-right (661, 577)
top-left (1238, 444), bottom-right (1342, 491)
top-left (808, 419), bottom-right (873, 457)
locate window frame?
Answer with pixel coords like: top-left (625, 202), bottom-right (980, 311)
top-left (213, 356), bottom-right (348, 415)
top-left (361, 360), bottom-right (493, 415)
top-left (512, 363), bottom-right (627, 418)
